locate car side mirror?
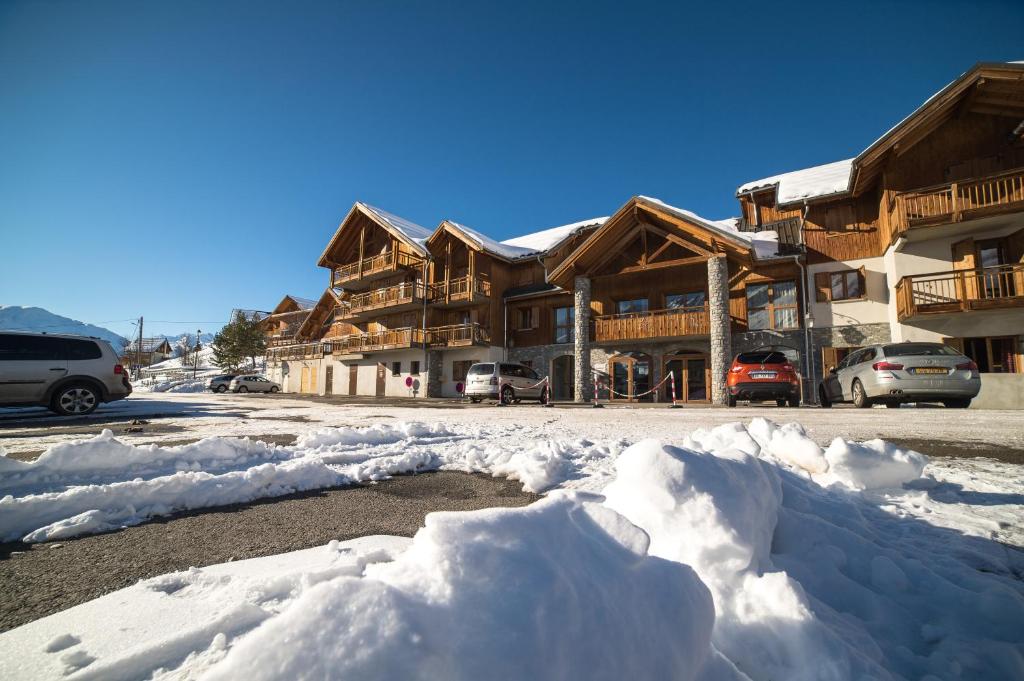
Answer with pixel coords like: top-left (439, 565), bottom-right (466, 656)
top-left (828, 366), bottom-right (837, 375)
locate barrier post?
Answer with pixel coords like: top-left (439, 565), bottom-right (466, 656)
top-left (541, 376), bottom-right (553, 407)
top-left (592, 372), bottom-right (604, 408)
top-left (497, 383), bottom-right (508, 407)
top-left (669, 370), bottom-right (681, 408)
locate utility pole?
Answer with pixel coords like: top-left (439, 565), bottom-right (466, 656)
top-left (136, 316), bottom-right (144, 380)
top-left (193, 328), bottom-right (201, 379)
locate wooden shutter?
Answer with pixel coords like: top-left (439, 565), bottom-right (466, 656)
top-left (857, 265), bottom-right (867, 298)
top-left (821, 347), bottom-right (840, 372)
top-left (941, 337), bottom-right (963, 353)
top-left (951, 239), bottom-right (975, 270)
top-left (531, 306), bottom-right (540, 329)
top-left (814, 272), bottom-right (831, 302)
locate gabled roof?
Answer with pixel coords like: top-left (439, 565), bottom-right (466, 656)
top-left (548, 196), bottom-right (777, 289)
top-left (296, 288), bottom-right (343, 339)
top-left (429, 221), bottom-right (537, 261)
top-left (270, 294), bottom-right (317, 316)
top-left (318, 202), bottom-right (431, 267)
top-left (736, 61), bottom-right (1024, 206)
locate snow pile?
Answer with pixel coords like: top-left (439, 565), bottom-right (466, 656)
top-left (2, 419), bottom-right (1022, 681)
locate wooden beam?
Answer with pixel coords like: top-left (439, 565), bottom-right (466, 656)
top-left (617, 255), bottom-right (708, 274)
top-left (640, 227), bottom-right (648, 266)
top-left (357, 225), bottom-right (366, 277)
top-left (647, 237), bottom-right (675, 264)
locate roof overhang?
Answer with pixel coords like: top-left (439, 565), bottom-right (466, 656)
top-left (296, 289), bottom-right (342, 339)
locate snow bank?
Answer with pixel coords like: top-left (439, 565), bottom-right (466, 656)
top-left (820, 437), bottom-right (928, 490)
top-left (1, 419), bottom-right (1022, 681)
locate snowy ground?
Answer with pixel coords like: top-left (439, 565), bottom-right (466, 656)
top-left (0, 394), bottom-right (1022, 679)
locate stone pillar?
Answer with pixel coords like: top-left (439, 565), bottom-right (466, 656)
top-left (426, 350), bottom-right (443, 398)
top-left (573, 275), bottom-right (592, 402)
top-left (708, 255), bottom-right (732, 405)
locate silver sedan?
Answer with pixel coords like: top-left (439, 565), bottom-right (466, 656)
top-left (229, 375), bottom-right (281, 394)
top-left (819, 342), bottom-right (980, 408)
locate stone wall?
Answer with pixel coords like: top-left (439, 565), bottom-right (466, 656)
top-left (707, 255), bottom-right (732, 405)
top-left (425, 349), bottom-right (443, 398)
top-left (573, 276), bottom-right (592, 402)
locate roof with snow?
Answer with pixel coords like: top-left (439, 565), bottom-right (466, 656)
top-left (442, 221), bottom-right (537, 261)
top-left (318, 202), bottom-right (431, 267)
top-left (736, 158), bottom-right (855, 205)
top-left (500, 217), bottom-right (609, 256)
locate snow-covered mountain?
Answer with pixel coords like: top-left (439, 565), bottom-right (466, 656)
top-left (0, 306), bottom-right (129, 350)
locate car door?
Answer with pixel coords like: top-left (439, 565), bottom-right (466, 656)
top-left (837, 349), bottom-right (866, 401)
top-left (0, 334), bottom-right (68, 404)
top-left (515, 366), bottom-right (539, 397)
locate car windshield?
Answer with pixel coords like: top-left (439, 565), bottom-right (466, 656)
top-left (882, 344), bottom-right (958, 357)
top-left (468, 363), bottom-right (494, 376)
top-left (736, 351), bottom-right (787, 364)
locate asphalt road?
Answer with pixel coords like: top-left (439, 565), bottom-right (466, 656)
top-left (0, 472), bottom-right (539, 633)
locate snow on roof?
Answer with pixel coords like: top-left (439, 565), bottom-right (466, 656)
top-left (358, 202), bottom-right (433, 248)
top-left (288, 296), bottom-right (317, 310)
top-left (446, 222), bottom-right (537, 261)
top-left (736, 158), bottom-right (855, 205)
top-left (637, 196), bottom-right (783, 259)
top-left (500, 217), bottom-right (609, 255)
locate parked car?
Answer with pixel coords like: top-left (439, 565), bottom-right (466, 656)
top-left (464, 362), bottom-right (548, 404)
top-left (0, 332), bottom-right (132, 416)
top-left (206, 374), bottom-right (238, 393)
top-left (818, 342), bottom-right (980, 408)
top-left (229, 375), bottom-right (280, 393)
top-left (727, 350), bottom-right (801, 407)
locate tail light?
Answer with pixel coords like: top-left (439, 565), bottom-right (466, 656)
top-left (114, 364), bottom-right (123, 374)
top-left (730, 365), bottom-right (744, 373)
top-left (872, 361), bottom-right (904, 371)
top-left (956, 360), bottom-right (978, 371)
top-left (489, 376), bottom-right (498, 385)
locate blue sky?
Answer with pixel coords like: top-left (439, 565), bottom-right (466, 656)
top-left (1, 0), bottom-right (1022, 338)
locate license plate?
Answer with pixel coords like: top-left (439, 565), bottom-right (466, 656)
top-left (911, 367), bottom-right (947, 375)
top-left (749, 371), bottom-right (777, 379)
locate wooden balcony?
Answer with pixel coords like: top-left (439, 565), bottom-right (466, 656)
top-left (267, 342), bottom-right (325, 362)
top-left (428, 322), bottom-right (490, 347)
top-left (429, 276), bottom-right (492, 307)
top-left (331, 251), bottom-right (425, 290)
top-left (890, 167), bottom-right (1024, 239)
top-left (895, 263), bottom-right (1024, 321)
top-left (336, 327), bottom-right (426, 354)
top-left (347, 281), bottom-right (428, 317)
top-left (594, 306), bottom-right (710, 343)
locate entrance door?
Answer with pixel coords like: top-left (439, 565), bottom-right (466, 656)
top-left (324, 365), bottom-right (333, 396)
top-left (300, 366), bottom-right (310, 393)
top-left (349, 365), bottom-right (358, 396)
top-left (664, 354), bottom-right (710, 403)
top-left (375, 363), bottom-right (386, 397)
top-left (551, 355), bottom-right (574, 400)
top-left (608, 353), bottom-right (653, 402)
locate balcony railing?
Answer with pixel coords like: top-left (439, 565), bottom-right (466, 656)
top-left (594, 306), bottom-right (710, 342)
top-left (737, 217), bottom-right (803, 254)
top-left (266, 342), bottom-right (326, 362)
top-left (347, 281), bottom-right (428, 315)
top-left (429, 276), bottom-right (492, 305)
top-left (428, 322), bottom-right (490, 347)
top-left (337, 327), bottom-right (425, 354)
top-left (331, 251), bottom-right (425, 288)
top-left (890, 167), bottom-right (1024, 239)
top-left (895, 263), bottom-right (1024, 321)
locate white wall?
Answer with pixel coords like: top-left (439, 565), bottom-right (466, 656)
top-left (325, 349), bottom-right (428, 398)
top-left (807, 256), bottom-right (889, 328)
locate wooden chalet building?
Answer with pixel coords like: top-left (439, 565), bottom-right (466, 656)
top-left (265, 61), bottom-right (1024, 407)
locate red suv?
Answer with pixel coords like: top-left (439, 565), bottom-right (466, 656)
top-left (726, 351), bottom-right (801, 407)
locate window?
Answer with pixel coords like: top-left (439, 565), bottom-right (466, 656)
top-left (554, 307), bottom-right (574, 344)
top-left (0, 334), bottom-right (73, 361)
top-left (961, 336), bottom-right (1018, 373)
top-left (65, 339), bottom-right (102, 360)
top-left (746, 281), bottom-right (798, 330)
top-left (666, 292), bottom-right (706, 309)
top-left (823, 204), bottom-right (857, 233)
top-left (410, 361), bottom-right (420, 375)
top-left (517, 307), bottom-right (536, 330)
top-left (452, 360), bottom-right (476, 383)
top-left (391, 361), bottom-right (401, 377)
top-left (815, 269), bottom-right (865, 302)
top-left (468, 363), bottom-right (494, 376)
top-left (616, 298), bottom-right (648, 315)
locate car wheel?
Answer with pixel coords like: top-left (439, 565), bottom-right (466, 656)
top-left (239, 386), bottom-right (249, 393)
top-left (540, 387), bottom-right (549, 404)
top-left (776, 398), bottom-right (787, 407)
top-left (52, 384), bottom-right (99, 416)
top-left (851, 379), bottom-right (871, 408)
top-left (788, 397), bottom-right (799, 408)
top-left (270, 386), bottom-right (279, 393)
top-left (943, 398), bottom-right (971, 409)
top-left (818, 385), bottom-right (832, 408)
top-left (727, 395), bottom-right (737, 407)
top-left (216, 384), bottom-right (227, 393)
top-left (500, 385), bottom-right (514, 405)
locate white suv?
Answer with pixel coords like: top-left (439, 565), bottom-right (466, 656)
top-left (0, 332), bottom-right (132, 415)
top-left (464, 362), bottom-right (548, 404)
